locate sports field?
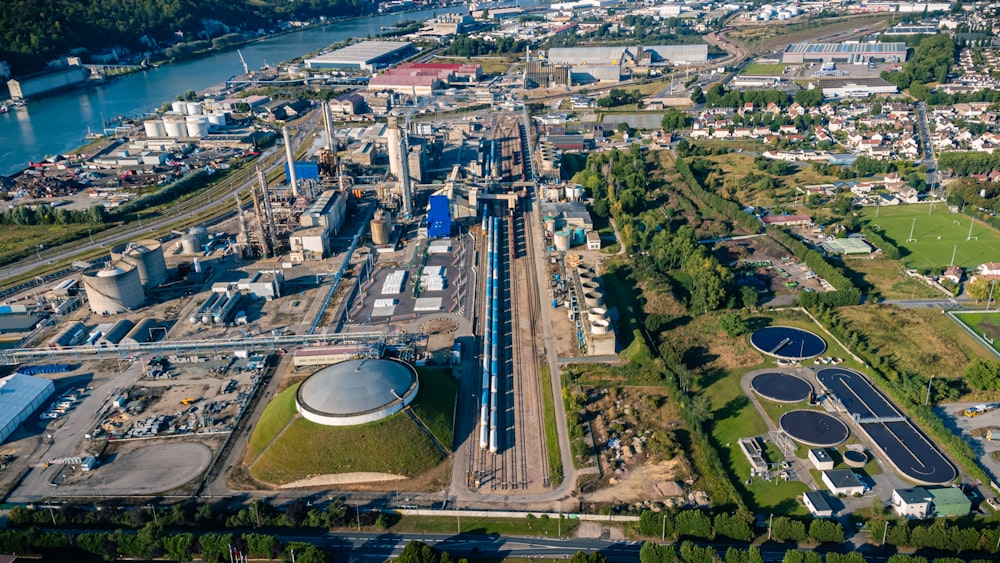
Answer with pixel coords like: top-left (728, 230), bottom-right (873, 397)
top-left (740, 63), bottom-right (786, 76)
top-left (860, 204), bottom-right (1000, 269)
top-left (952, 312), bottom-right (1000, 354)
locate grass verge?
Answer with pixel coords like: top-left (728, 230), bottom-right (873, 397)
top-left (386, 514), bottom-right (578, 537)
top-left (411, 368), bottom-right (458, 450)
top-left (248, 383), bottom-right (299, 458)
top-left (539, 364), bottom-right (564, 486)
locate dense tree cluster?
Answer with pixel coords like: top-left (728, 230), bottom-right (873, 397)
top-left (597, 88), bottom-right (643, 108)
top-left (0, 0), bottom-right (373, 74)
top-left (675, 157), bottom-right (763, 233)
top-left (661, 108), bottom-right (693, 131)
top-left (704, 84), bottom-right (790, 108)
top-left (861, 226), bottom-right (901, 259)
top-left (881, 35), bottom-right (956, 99)
top-left (938, 151), bottom-right (1000, 176)
top-left (0, 203), bottom-right (105, 226)
top-left (963, 358), bottom-right (1000, 391)
top-left (444, 36), bottom-right (528, 57)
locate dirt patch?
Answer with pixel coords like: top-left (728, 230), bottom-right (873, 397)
top-left (422, 318), bottom-right (459, 334)
top-left (228, 457), bottom-right (452, 493)
top-left (587, 459), bottom-right (688, 504)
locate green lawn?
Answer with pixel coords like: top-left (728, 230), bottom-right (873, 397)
top-left (248, 376), bottom-right (452, 485)
top-left (0, 223), bottom-right (97, 265)
top-left (539, 364), bottom-right (564, 486)
top-left (860, 204), bottom-right (1000, 269)
top-left (387, 514), bottom-right (578, 537)
top-left (952, 311), bottom-right (1000, 355)
top-left (411, 368), bottom-right (458, 450)
top-left (248, 383), bottom-right (300, 457)
top-left (741, 63), bottom-right (786, 76)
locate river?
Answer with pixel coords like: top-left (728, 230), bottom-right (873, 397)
top-left (0, 3), bottom-right (495, 177)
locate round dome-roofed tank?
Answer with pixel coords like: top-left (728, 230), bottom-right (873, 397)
top-left (189, 226), bottom-right (209, 246)
top-left (295, 358), bottom-right (419, 426)
top-left (163, 117), bottom-right (185, 138)
top-left (83, 263), bottom-right (145, 314)
top-left (144, 119), bottom-right (166, 138)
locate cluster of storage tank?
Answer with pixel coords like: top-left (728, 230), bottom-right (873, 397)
top-left (479, 214), bottom-right (502, 454)
top-left (541, 184), bottom-right (583, 202)
top-left (189, 291), bottom-right (242, 325)
top-left (178, 226), bottom-right (210, 255)
top-left (578, 266), bottom-right (610, 334)
top-left (142, 101), bottom-right (228, 139)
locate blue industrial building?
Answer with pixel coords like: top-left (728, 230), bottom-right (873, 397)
top-left (427, 195), bottom-right (451, 239)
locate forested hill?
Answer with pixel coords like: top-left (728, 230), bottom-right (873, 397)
top-left (0, 0), bottom-right (375, 76)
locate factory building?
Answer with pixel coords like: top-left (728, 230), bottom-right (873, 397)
top-left (121, 318), bottom-right (160, 347)
top-left (289, 189), bottom-right (347, 261)
top-left (304, 41), bottom-right (416, 70)
top-left (82, 263), bottom-right (146, 315)
top-left (47, 322), bottom-right (88, 349)
top-left (546, 44), bottom-right (709, 66)
top-left (7, 64), bottom-right (91, 100)
top-left (369, 63), bottom-right (482, 96)
top-left (110, 240), bottom-right (167, 288)
top-left (782, 42), bottom-right (907, 64)
top-left (98, 319), bottom-right (135, 347)
top-left (295, 358), bottom-right (419, 426)
top-left (819, 78), bottom-right (899, 98)
top-left (0, 374), bottom-right (55, 443)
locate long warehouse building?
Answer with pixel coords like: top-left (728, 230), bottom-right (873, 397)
top-left (304, 41), bottom-right (416, 70)
top-left (782, 42), bottom-right (908, 64)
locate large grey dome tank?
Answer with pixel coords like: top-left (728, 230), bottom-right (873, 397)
top-left (111, 240), bottom-right (167, 288)
top-left (295, 358), bottom-right (419, 426)
top-left (82, 263), bottom-right (145, 314)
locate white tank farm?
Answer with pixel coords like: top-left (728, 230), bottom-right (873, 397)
top-left (111, 240), bottom-right (167, 288)
top-left (186, 101), bottom-right (203, 115)
top-left (83, 263), bottom-right (145, 315)
top-left (163, 117), bottom-right (186, 138)
top-left (144, 119), bottom-right (166, 138)
top-left (171, 100), bottom-right (187, 114)
top-left (185, 116), bottom-right (209, 138)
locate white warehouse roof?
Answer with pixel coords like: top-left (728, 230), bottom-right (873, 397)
top-left (0, 374), bottom-right (55, 443)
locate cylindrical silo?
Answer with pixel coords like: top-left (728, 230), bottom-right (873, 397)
top-left (180, 235), bottom-right (201, 255)
top-left (545, 219), bottom-right (556, 234)
top-left (82, 263), bottom-right (145, 315)
top-left (171, 100), bottom-right (187, 114)
top-left (590, 319), bottom-right (611, 334)
top-left (185, 116), bottom-right (209, 138)
top-left (566, 185), bottom-right (584, 200)
top-left (111, 240), bottom-right (167, 288)
top-left (190, 226), bottom-right (209, 246)
top-left (544, 186), bottom-right (562, 201)
top-left (207, 112), bottom-right (227, 128)
top-left (554, 231), bottom-right (571, 252)
top-left (584, 292), bottom-right (604, 308)
top-left (164, 117), bottom-right (185, 138)
top-left (144, 119), bottom-right (166, 138)
top-left (186, 101), bottom-right (203, 115)
top-left (581, 281), bottom-right (600, 293)
top-left (370, 209), bottom-right (393, 245)
top-left (579, 270), bottom-right (596, 284)
top-left (587, 307), bottom-right (608, 322)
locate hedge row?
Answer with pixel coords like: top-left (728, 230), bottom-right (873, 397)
top-left (111, 169), bottom-right (209, 218)
top-left (812, 305), bottom-right (990, 486)
top-left (767, 227), bottom-right (862, 307)
top-left (675, 156), bottom-right (763, 234)
top-left (861, 227), bottom-right (901, 260)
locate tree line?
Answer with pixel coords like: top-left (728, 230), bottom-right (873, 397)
top-left (860, 226), bottom-right (901, 260)
top-left (0, 0), bottom-right (376, 76)
top-left (444, 36), bottom-right (528, 57)
top-left (0, 202), bottom-right (106, 226)
top-left (675, 156), bottom-right (763, 234)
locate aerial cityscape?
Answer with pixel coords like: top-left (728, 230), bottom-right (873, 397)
top-left (2, 0), bottom-right (1000, 561)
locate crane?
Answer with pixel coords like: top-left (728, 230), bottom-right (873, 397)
top-left (238, 50), bottom-right (249, 75)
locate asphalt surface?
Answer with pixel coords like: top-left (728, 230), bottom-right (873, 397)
top-left (817, 368), bottom-right (957, 485)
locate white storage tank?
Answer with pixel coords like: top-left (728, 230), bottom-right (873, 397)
top-left (185, 116), bottom-right (209, 138)
top-left (207, 111), bottom-right (228, 128)
top-left (566, 185), bottom-right (584, 201)
top-left (171, 100), bottom-right (187, 114)
top-left (144, 119), bottom-right (166, 138)
top-left (544, 186), bottom-right (562, 201)
top-left (590, 319), bottom-right (611, 334)
top-left (82, 263), bottom-right (146, 315)
top-left (186, 101), bottom-right (203, 115)
top-left (163, 117), bottom-right (186, 138)
top-left (554, 231), bottom-right (571, 251)
top-left (189, 226), bottom-right (209, 246)
top-left (587, 307), bottom-right (608, 322)
top-left (180, 235), bottom-right (201, 255)
top-left (584, 292), bottom-right (605, 308)
top-left (111, 240), bottom-right (167, 288)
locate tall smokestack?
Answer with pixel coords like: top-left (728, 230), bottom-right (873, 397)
top-left (401, 135), bottom-right (412, 217)
top-left (235, 192), bottom-right (248, 246)
top-left (323, 100), bottom-right (334, 151)
top-left (387, 116), bottom-right (402, 180)
top-left (282, 126), bottom-right (299, 198)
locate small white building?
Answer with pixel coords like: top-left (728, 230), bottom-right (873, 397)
top-left (808, 448), bottom-right (835, 471)
top-left (892, 487), bottom-right (932, 519)
top-left (803, 490), bottom-right (835, 518)
top-left (586, 230), bottom-right (601, 250)
top-left (822, 469), bottom-right (866, 496)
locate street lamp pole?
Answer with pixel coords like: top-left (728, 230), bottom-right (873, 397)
top-left (35, 244), bottom-right (42, 261)
top-left (988, 279), bottom-right (998, 311)
top-left (925, 375), bottom-right (935, 406)
top-left (88, 229), bottom-right (94, 246)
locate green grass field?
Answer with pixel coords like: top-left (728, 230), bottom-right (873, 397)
top-left (740, 63), bottom-right (786, 76)
top-left (248, 374), bottom-right (453, 485)
top-left (410, 368), bottom-right (458, 450)
top-left (860, 204), bottom-right (1000, 269)
top-left (952, 311), bottom-right (1000, 355)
